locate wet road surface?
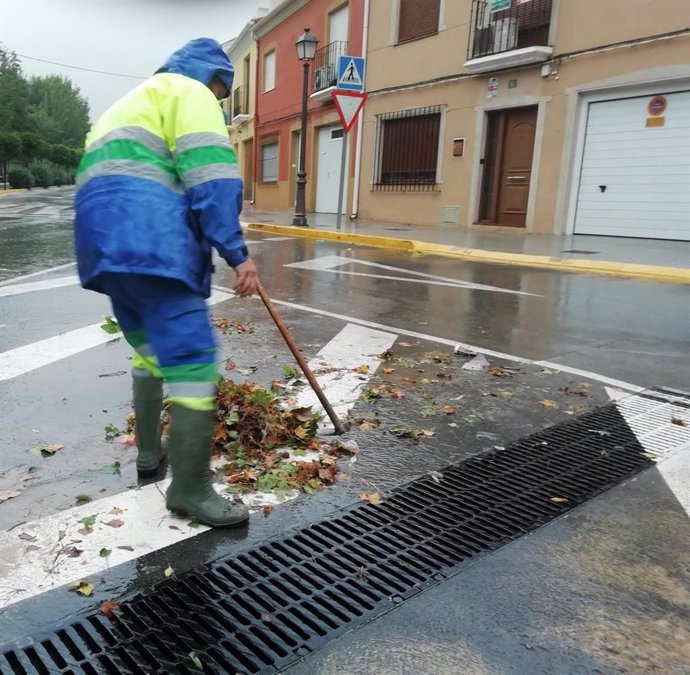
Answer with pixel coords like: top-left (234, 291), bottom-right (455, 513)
top-left (1, 187), bottom-right (689, 673)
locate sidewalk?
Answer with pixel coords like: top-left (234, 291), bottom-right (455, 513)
top-left (243, 208), bottom-right (690, 283)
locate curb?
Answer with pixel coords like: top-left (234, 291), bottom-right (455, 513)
top-left (0, 188), bottom-right (28, 196)
top-left (246, 222), bottom-right (690, 284)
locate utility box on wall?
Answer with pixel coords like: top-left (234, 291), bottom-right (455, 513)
top-left (441, 206), bottom-right (460, 224)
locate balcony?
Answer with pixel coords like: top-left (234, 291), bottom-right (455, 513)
top-left (465, 0), bottom-right (553, 74)
top-left (310, 41), bottom-right (348, 103)
top-left (232, 85), bottom-right (251, 125)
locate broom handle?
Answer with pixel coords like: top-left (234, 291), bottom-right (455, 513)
top-left (256, 284), bottom-right (346, 435)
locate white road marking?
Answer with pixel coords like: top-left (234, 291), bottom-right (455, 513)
top-left (212, 287), bottom-right (645, 393)
top-left (0, 275), bottom-right (79, 298)
top-left (0, 262), bottom-right (76, 288)
top-left (0, 323), bottom-right (392, 609)
top-left (657, 449), bottom-right (690, 516)
top-left (287, 255), bottom-right (538, 296)
top-left (295, 323), bottom-right (397, 418)
top-left (0, 289), bottom-right (234, 382)
top-left (613, 390), bottom-right (690, 460)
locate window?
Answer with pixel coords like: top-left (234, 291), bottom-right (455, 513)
top-left (263, 50), bottom-right (276, 92)
top-left (261, 141), bottom-right (278, 182)
top-left (373, 107), bottom-right (442, 191)
top-left (398, 0), bottom-right (440, 44)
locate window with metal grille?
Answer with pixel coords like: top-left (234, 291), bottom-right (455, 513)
top-left (398, 0), bottom-right (441, 44)
top-left (468, 0), bottom-right (552, 59)
top-left (373, 107), bottom-right (442, 191)
top-left (260, 141), bottom-right (278, 182)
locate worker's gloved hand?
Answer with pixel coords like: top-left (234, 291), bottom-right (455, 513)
top-left (233, 259), bottom-right (259, 297)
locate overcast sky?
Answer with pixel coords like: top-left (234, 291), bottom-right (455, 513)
top-left (0, 0), bottom-right (270, 119)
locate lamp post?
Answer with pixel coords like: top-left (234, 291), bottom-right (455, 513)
top-left (293, 28), bottom-right (318, 227)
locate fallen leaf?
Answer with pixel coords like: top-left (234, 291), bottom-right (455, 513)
top-left (355, 364), bottom-right (370, 374)
top-left (263, 504), bottom-right (273, 515)
top-left (671, 417), bottom-right (687, 427)
top-left (378, 349), bottom-right (394, 361)
top-left (642, 452), bottom-right (657, 460)
top-left (321, 454), bottom-right (338, 466)
top-left (388, 389), bottom-right (406, 399)
top-left (117, 545), bottom-right (135, 552)
top-left (62, 545), bottom-right (83, 558)
top-left (69, 580), bottom-right (95, 597)
top-left (77, 526), bottom-right (93, 536)
top-left (164, 565), bottom-right (174, 577)
top-left (382, 367), bottom-right (396, 374)
top-left (359, 491), bottom-right (383, 505)
top-left (430, 471), bottom-right (443, 484)
top-left (80, 515), bottom-right (97, 527)
top-left (0, 490), bottom-right (20, 503)
top-left (28, 443), bottom-right (64, 458)
top-left (189, 652), bottom-right (203, 669)
top-left (236, 368), bottom-right (254, 376)
top-left (488, 366), bottom-right (512, 378)
top-left (540, 400), bottom-right (559, 409)
top-left (168, 525), bottom-right (181, 531)
top-left (99, 600), bottom-right (120, 620)
top-left (104, 519), bottom-right (124, 528)
top-left (549, 497), bottom-right (569, 504)
top-left (99, 548), bottom-right (112, 558)
top-left (224, 359), bottom-right (236, 371)
top-left (399, 341), bottom-right (413, 347)
top-left (441, 406), bottom-right (457, 415)
top-left (101, 461), bottom-right (122, 475)
top-left (61, 397), bottom-right (69, 405)
top-left (75, 495), bottom-right (92, 504)
top-left (187, 520), bottom-right (200, 529)
top-left (109, 507), bottom-right (124, 515)
top-left (115, 435), bottom-right (136, 446)
top-left (261, 613), bottom-right (273, 623)
top-left (357, 418), bottom-right (379, 431)
top-left (18, 532), bottom-right (37, 542)
top-left (24, 544), bottom-right (40, 552)
top-left (418, 429), bottom-right (436, 437)
top-left (100, 316), bottom-right (121, 334)
top-left (448, 422), bottom-right (458, 428)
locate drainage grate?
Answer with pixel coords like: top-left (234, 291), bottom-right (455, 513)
top-left (1, 404), bottom-right (653, 674)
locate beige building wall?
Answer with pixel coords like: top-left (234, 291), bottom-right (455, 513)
top-left (358, 0), bottom-right (690, 233)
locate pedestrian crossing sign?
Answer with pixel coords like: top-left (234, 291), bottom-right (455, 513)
top-left (337, 55), bottom-right (365, 92)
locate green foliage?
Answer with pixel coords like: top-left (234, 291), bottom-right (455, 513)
top-left (0, 132), bottom-right (21, 161)
top-left (28, 159), bottom-right (55, 188)
top-left (19, 132), bottom-right (50, 163)
top-left (50, 143), bottom-right (80, 168)
top-left (8, 166), bottom-right (33, 188)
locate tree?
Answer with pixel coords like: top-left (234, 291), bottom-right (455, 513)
top-left (50, 143), bottom-right (81, 168)
top-left (0, 132), bottom-right (22, 162)
top-left (28, 75), bottom-right (90, 147)
top-left (18, 132), bottom-right (50, 163)
top-left (0, 45), bottom-right (33, 133)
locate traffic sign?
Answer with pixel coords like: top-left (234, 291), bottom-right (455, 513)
top-left (337, 55), bottom-right (365, 92)
top-left (332, 91), bottom-right (367, 133)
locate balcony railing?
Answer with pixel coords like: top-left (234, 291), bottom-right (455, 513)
top-left (467, 0), bottom-right (552, 60)
top-left (232, 85), bottom-right (249, 119)
top-left (311, 41), bottom-right (348, 94)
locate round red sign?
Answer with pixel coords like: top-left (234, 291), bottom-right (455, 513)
top-left (647, 96), bottom-right (667, 117)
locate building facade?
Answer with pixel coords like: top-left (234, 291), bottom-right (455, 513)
top-left (356, 0), bottom-right (690, 240)
top-left (252, 0), bottom-right (365, 213)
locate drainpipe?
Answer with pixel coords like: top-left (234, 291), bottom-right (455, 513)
top-left (350, 0), bottom-right (370, 219)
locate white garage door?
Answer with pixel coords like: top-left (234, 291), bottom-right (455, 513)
top-left (574, 91), bottom-right (690, 240)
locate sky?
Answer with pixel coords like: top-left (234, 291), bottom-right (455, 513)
top-left (0, 0), bottom-right (272, 118)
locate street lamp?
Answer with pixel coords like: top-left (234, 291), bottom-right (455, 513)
top-left (293, 28), bottom-right (318, 227)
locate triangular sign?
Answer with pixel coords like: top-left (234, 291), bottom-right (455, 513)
top-left (332, 91), bottom-right (367, 133)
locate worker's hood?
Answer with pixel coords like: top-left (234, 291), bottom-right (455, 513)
top-left (156, 38), bottom-right (234, 93)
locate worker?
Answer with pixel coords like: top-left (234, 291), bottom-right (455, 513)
top-left (74, 38), bottom-right (257, 528)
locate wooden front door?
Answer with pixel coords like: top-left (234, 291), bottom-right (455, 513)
top-left (479, 106), bottom-right (537, 227)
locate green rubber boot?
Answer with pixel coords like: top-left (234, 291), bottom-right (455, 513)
top-left (165, 405), bottom-right (249, 528)
top-left (132, 375), bottom-right (165, 478)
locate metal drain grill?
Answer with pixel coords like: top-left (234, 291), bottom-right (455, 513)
top-left (1, 404), bottom-right (653, 674)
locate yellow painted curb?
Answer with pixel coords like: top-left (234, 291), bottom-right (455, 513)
top-left (0, 188), bottom-right (28, 196)
top-left (247, 222), bottom-right (690, 285)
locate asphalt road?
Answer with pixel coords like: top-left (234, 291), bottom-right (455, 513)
top-left (0, 187), bottom-right (688, 673)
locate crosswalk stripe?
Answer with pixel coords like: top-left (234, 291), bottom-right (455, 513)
top-left (0, 323), bottom-right (396, 610)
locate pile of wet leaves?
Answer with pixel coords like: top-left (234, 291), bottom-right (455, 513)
top-left (160, 378), bottom-right (357, 498)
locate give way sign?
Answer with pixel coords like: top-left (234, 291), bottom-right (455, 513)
top-left (332, 90), bottom-right (367, 133)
